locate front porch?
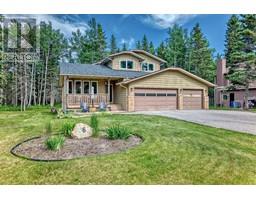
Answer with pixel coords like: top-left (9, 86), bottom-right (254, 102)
top-left (61, 76), bottom-right (122, 111)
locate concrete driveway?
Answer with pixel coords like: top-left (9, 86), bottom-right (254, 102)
top-left (134, 110), bottom-right (256, 135)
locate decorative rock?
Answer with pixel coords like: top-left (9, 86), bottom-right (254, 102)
top-left (71, 123), bottom-right (92, 139)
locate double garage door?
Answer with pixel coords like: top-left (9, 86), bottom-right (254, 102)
top-left (134, 88), bottom-right (202, 111)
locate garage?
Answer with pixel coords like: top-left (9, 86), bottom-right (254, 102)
top-left (183, 89), bottom-right (203, 109)
top-left (134, 88), bottom-right (177, 111)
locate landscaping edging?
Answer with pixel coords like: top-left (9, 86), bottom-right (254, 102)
top-left (11, 134), bottom-right (143, 162)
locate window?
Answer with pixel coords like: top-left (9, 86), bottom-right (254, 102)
top-left (120, 60), bottom-right (134, 70)
top-left (120, 61), bottom-right (127, 69)
top-left (141, 62), bottom-right (154, 72)
top-left (75, 81), bottom-right (81, 94)
top-left (83, 81), bottom-right (90, 94)
top-left (127, 61), bottom-right (133, 69)
top-left (223, 94), bottom-right (228, 100)
top-left (91, 81), bottom-right (98, 94)
top-left (68, 81), bottom-right (73, 94)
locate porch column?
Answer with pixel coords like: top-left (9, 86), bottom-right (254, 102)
top-left (107, 79), bottom-right (110, 104)
top-left (62, 75), bottom-right (67, 112)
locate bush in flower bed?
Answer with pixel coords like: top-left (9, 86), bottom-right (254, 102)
top-left (90, 114), bottom-right (99, 137)
top-left (45, 135), bottom-right (65, 151)
top-left (60, 122), bottom-right (75, 137)
top-left (106, 124), bottom-right (131, 140)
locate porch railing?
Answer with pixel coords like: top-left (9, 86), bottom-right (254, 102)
top-left (67, 93), bottom-right (108, 108)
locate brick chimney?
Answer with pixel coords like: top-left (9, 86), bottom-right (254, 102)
top-left (216, 58), bottom-right (228, 87)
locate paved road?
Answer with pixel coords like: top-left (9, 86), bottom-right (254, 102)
top-left (134, 110), bottom-right (256, 135)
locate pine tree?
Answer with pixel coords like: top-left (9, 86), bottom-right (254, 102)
top-left (110, 34), bottom-right (117, 54)
top-left (96, 23), bottom-right (107, 59)
top-left (149, 41), bottom-right (155, 55)
top-left (189, 23), bottom-right (215, 82)
top-left (136, 40), bottom-right (141, 49)
top-left (141, 34), bottom-right (149, 52)
top-left (122, 42), bottom-right (127, 51)
top-left (165, 24), bottom-right (186, 68)
top-left (224, 15), bottom-right (242, 74)
top-left (157, 42), bottom-right (166, 60)
top-left (69, 29), bottom-right (85, 63)
top-left (228, 14), bottom-right (256, 109)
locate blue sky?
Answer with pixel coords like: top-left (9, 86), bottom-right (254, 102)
top-left (7, 14), bottom-right (231, 55)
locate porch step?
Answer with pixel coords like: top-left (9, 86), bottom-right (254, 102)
top-left (109, 104), bottom-right (122, 111)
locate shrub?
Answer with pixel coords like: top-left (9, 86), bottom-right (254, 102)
top-left (106, 124), bottom-right (131, 140)
top-left (90, 114), bottom-right (99, 137)
top-left (44, 122), bottom-right (52, 135)
top-left (45, 135), bottom-right (65, 151)
top-left (60, 122), bottom-right (75, 137)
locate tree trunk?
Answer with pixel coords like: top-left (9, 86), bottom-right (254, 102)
top-left (24, 62), bottom-right (27, 111)
top-left (244, 81), bottom-right (249, 110)
top-left (50, 81), bottom-right (55, 107)
top-left (28, 63), bottom-right (34, 106)
top-left (38, 67), bottom-right (44, 105)
top-left (43, 46), bottom-right (50, 105)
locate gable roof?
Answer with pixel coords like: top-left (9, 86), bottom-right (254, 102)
top-left (131, 49), bottom-right (167, 63)
top-left (95, 50), bottom-right (166, 65)
top-left (117, 67), bottom-right (216, 87)
top-left (95, 51), bottom-right (145, 65)
top-left (60, 63), bottom-right (148, 79)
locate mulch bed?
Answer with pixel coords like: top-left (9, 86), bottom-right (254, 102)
top-left (11, 135), bottom-right (142, 161)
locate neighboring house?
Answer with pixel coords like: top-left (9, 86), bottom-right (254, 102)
top-left (215, 58), bottom-right (256, 107)
top-left (59, 50), bottom-right (215, 112)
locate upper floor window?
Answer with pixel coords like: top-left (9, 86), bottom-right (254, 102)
top-left (142, 62), bottom-right (154, 72)
top-left (120, 60), bottom-right (134, 70)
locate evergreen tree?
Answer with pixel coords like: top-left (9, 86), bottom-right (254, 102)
top-left (165, 24), bottom-right (186, 68)
top-left (96, 23), bottom-right (107, 59)
top-left (228, 14), bottom-right (256, 109)
top-left (136, 40), bottom-right (141, 49)
top-left (69, 29), bottom-right (85, 63)
top-left (110, 34), bottom-right (117, 54)
top-left (149, 41), bottom-right (155, 55)
top-left (141, 34), bottom-right (149, 52)
top-left (122, 42), bottom-right (127, 51)
top-left (224, 15), bottom-right (242, 74)
top-left (189, 23), bottom-right (215, 82)
top-left (79, 18), bottom-right (107, 63)
top-left (157, 42), bottom-right (166, 60)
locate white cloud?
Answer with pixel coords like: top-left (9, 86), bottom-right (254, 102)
top-left (4, 14), bottom-right (89, 37)
top-left (120, 37), bottom-right (135, 49)
top-left (142, 14), bottom-right (197, 29)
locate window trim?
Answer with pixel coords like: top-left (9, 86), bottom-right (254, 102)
top-left (141, 62), bottom-right (155, 72)
top-left (74, 80), bottom-right (82, 94)
top-left (90, 81), bottom-right (98, 95)
top-left (119, 59), bottom-right (134, 70)
top-left (67, 80), bottom-right (73, 94)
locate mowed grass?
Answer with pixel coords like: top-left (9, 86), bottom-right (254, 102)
top-left (0, 108), bottom-right (256, 184)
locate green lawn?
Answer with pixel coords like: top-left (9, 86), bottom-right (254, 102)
top-left (0, 108), bottom-right (256, 184)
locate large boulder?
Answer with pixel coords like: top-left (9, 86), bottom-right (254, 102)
top-left (71, 123), bottom-right (92, 139)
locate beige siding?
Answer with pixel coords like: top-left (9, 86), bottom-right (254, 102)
top-left (127, 70), bottom-right (209, 111)
top-left (129, 71), bottom-right (208, 90)
top-left (111, 54), bottom-right (141, 71)
top-left (114, 85), bottom-right (127, 110)
top-left (134, 52), bottom-right (161, 71)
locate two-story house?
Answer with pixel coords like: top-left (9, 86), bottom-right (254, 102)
top-left (59, 50), bottom-right (215, 112)
top-left (215, 58), bottom-right (256, 108)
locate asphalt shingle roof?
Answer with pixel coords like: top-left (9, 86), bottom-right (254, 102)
top-left (60, 63), bottom-right (148, 79)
